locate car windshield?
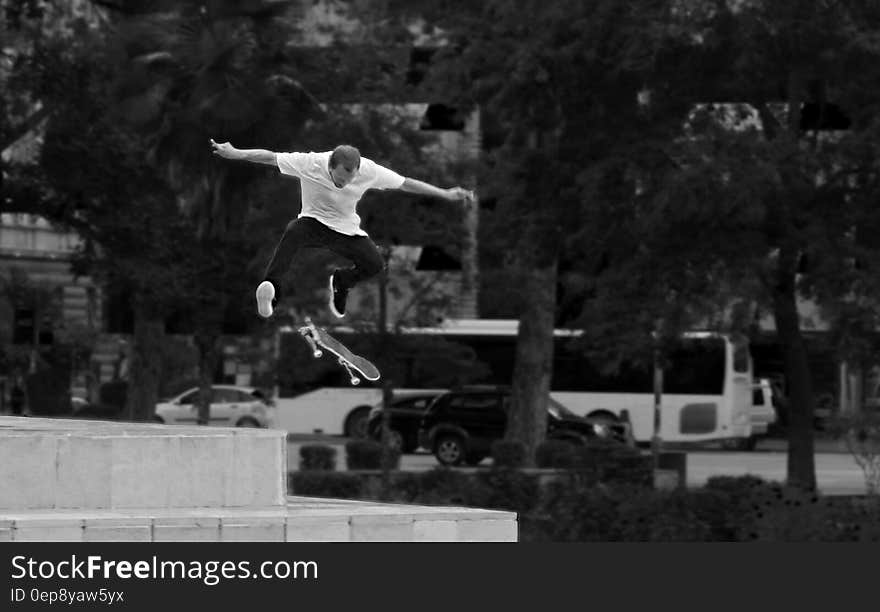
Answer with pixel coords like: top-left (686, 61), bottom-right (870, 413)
top-left (547, 397), bottom-right (578, 419)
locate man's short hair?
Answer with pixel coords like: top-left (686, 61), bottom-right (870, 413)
top-left (329, 145), bottom-right (361, 171)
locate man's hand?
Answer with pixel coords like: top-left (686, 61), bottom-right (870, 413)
top-left (210, 139), bottom-right (239, 160)
top-left (446, 187), bottom-right (476, 202)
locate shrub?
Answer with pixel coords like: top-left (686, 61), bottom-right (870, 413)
top-left (289, 472), bottom-right (362, 499)
top-left (530, 483), bottom-right (719, 542)
top-left (492, 440), bottom-right (527, 469)
top-left (828, 413), bottom-right (880, 494)
top-left (606, 488), bottom-right (713, 541)
top-left (835, 497), bottom-right (880, 542)
top-left (704, 474), bottom-right (771, 497)
top-left (744, 488), bottom-right (834, 541)
top-left (681, 488), bottom-right (742, 541)
top-left (575, 437), bottom-right (623, 466)
top-left (601, 453), bottom-right (653, 487)
top-left (405, 468), bottom-right (476, 506)
top-left (389, 471), bottom-right (424, 503)
top-left (472, 469), bottom-right (540, 514)
top-left (345, 439), bottom-right (401, 470)
top-left (529, 483), bottom-right (633, 541)
top-left (536, 439), bottom-right (579, 469)
top-left (299, 444), bottom-right (337, 471)
top-left (574, 442), bottom-right (652, 487)
top-left (694, 477), bottom-right (880, 542)
top-left (286, 466), bottom-right (880, 542)
top-left (733, 485), bottom-right (880, 542)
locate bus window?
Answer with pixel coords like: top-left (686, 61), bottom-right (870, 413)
top-left (664, 338), bottom-right (726, 394)
top-left (552, 339), bottom-right (653, 393)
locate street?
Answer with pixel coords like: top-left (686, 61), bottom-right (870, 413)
top-left (286, 438), bottom-right (872, 496)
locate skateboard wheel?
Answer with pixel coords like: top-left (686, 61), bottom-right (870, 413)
top-left (314, 350), bottom-right (323, 358)
top-left (351, 377), bottom-right (360, 385)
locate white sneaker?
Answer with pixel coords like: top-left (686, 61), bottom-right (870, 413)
top-left (255, 281), bottom-right (275, 318)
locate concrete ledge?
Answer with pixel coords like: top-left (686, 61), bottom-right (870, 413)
top-left (0, 497), bottom-right (518, 542)
top-left (0, 416), bottom-right (286, 511)
top-left (0, 416), bottom-right (515, 541)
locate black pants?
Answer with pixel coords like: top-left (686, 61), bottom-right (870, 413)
top-left (262, 217), bottom-right (385, 303)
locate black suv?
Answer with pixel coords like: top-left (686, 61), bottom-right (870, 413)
top-left (366, 391), bottom-right (445, 453)
top-left (417, 386), bottom-right (633, 466)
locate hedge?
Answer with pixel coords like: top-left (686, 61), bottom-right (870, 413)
top-left (299, 444), bottom-right (337, 471)
top-left (287, 470), bottom-right (880, 542)
top-left (345, 439), bottom-right (401, 470)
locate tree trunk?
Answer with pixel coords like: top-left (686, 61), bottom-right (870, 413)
top-left (773, 245), bottom-right (816, 490)
top-left (376, 248), bottom-right (395, 497)
top-left (194, 330), bottom-right (219, 426)
top-left (29, 302), bottom-right (41, 375)
top-left (125, 297), bottom-right (164, 422)
top-left (507, 258), bottom-right (558, 467)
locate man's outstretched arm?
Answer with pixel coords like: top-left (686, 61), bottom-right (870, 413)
top-left (399, 177), bottom-right (475, 202)
top-left (210, 139), bottom-right (277, 165)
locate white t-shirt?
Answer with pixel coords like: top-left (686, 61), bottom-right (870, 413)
top-left (276, 150), bottom-right (405, 236)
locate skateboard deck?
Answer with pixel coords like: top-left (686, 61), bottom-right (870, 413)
top-left (298, 317), bottom-right (380, 385)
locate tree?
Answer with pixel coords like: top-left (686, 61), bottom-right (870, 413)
top-left (578, 0), bottom-right (880, 489)
top-left (2, 1), bottom-right (189, 421)
top-left (21, 16), bottom-right (213, 421)
top-left (1, 0), bottom-right (56, 213)
top-left (103, 0), bottom-right (477, 428)
top-left (376, 0), bottom-right (682, 465)
top-left (671, 0), bottom-right (880, 490)
top-left (392, 1), bottom-right (880, 489)
top-left (82, 0), bottom-right (314, 424)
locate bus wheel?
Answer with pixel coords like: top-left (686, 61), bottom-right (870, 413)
top-left (345, 406), bottom-right (371, 438)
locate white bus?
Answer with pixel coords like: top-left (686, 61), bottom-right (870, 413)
top-left (272, 318), bottom-right (753, 444)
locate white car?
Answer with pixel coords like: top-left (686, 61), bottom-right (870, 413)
top-left (154, 385), bottom-right (277, 428)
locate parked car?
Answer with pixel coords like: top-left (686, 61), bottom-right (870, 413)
top-left (722, 378), bottom-right (778, 451)
top-left (417, 386), bottom-right (634, 466)
top-left (154, 385), bottom-right (277, 428)
top-left (366, 390), bottom-right (446, 453)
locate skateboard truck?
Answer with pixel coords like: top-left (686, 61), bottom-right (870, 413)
top-left (298, 323), bottom-right (323, 358)
top-left (338, 358), bottom-right (361, 385)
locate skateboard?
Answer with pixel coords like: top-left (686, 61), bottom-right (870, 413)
top-left (297, 317), bottom-right (380, 385)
